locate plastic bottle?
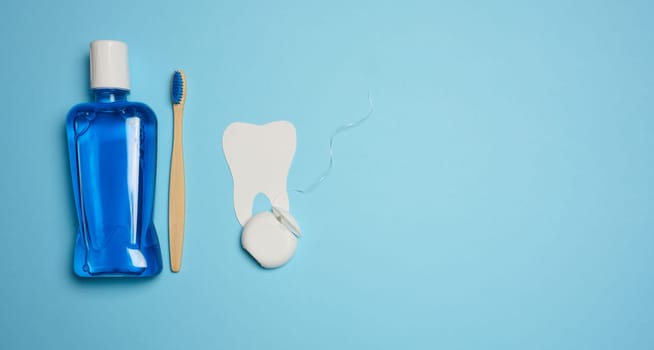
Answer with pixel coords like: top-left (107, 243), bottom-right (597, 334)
top-left (66, 40), bottom-right (162, 277)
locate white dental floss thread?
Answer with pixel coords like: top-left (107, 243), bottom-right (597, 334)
top-left (290, 93), bottom-right (374, 195)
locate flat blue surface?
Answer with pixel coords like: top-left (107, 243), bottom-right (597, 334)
top-left (1, 1), bottom-right (653, 349)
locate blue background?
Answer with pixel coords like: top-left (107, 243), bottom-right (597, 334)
top-left (1, 0), bottom-right (653, 349)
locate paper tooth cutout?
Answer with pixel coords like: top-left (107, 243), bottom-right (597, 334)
top-left (222, 121), bottom-right (296, 226)
top-left (223, 121), bottom-right (300, 268)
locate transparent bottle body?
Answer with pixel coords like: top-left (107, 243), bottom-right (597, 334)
top-left (66, 89), bottom-right (162, 277)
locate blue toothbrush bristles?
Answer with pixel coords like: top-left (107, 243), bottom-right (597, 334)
top-left (172, 70), bottom-right (184, 104)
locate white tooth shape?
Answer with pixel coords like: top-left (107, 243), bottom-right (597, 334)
top-left (222, 121), bottom-right (297, 226)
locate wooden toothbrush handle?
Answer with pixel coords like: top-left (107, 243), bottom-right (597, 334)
top-left (169, 104), bottom-right (185, 272)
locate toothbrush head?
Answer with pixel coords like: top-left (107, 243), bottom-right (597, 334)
top-left (172, 70), bottom-right (186, 105)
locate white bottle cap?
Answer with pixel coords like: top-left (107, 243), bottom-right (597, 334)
top-left (90, 40), bottom-right (130, 90)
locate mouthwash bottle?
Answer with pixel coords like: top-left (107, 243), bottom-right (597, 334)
top-left (66, 40), bottom-right (163, 277)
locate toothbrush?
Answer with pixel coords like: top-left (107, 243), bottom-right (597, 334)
top-left (169, 69), bottom-right (186, 272)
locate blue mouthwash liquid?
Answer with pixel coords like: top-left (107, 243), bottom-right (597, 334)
top-left (66, 40), bottom-right (162, 277)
